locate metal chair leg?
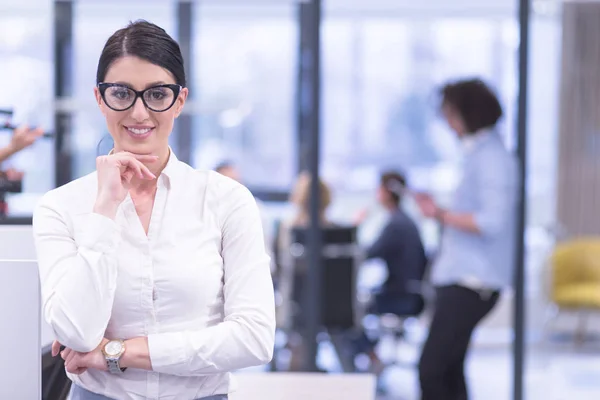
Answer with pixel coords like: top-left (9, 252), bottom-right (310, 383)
top-left (575, 310), bottom-right (589, 347)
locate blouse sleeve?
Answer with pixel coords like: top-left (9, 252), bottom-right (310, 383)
top-left (148, 179), bottom-right (276, 375)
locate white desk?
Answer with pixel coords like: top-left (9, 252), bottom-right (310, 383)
top-left (231, 372), bottom-right (376, 400)
top-left (0, 260), bottom-right (41, 399)
top-left (0, 225), bottom-right (55, 349)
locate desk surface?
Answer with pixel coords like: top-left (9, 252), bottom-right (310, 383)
top-left (230, 372), bottom-right (376, 400)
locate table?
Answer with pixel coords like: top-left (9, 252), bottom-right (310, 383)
top-left (230, 372), bottom-right (376, 400)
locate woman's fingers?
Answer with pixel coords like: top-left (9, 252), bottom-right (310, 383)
top-left (131, 154), bottom-right (160, 163)
top-left (59, 348), bottom-right (88, 375)
top-left (65, 351), bottom-right (81, 374)
top-left (52, 340), bottom-right (62, 357)
top-left (72, 366), bottom-right (88, 375)
top-left (119, 156), bottom-right (156, 180)
top-left (121, 169), bottom-right (136, 184)
top-left (60, 348), bottom-right (71, 361)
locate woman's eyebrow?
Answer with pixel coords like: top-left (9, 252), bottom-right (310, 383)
top-left (145, 81), bottom-right (167, 88)
top-left (112, 81), bottom-right (132, 87)
top-left (110, 81), bottom-right (168, 89)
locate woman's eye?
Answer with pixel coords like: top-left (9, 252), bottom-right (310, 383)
top-left (111, 89), bottom-right (131, 100)
top-left (148, 90), bottom-right (166, 100)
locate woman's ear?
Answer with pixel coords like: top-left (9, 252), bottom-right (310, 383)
top-left (93, 87), bottom-right (106, 116)
top-left (174, 87), bottom-right (189, 118)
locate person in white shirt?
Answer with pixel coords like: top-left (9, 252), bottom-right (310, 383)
top-left (33, 20), bottom-right (275, 400)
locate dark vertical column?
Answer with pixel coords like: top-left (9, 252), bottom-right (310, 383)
top-left (176, 1), bottom-right (194, 164)
top-left (296, 4), bottom-right (311, 173)
top-left (54, 1), bottom-right (73, 187)
top-left (298, 0), bottom-right (322, 372)
top-left (513, 0), bottom-right (530, 399)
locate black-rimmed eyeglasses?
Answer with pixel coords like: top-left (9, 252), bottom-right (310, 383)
top-left (97, 83), bottom-right (182, 112)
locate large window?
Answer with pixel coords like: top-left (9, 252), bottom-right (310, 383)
top-left (0, 2), bottom-right (54, 218)
top-left (192, 4), bottom-right (298, 191)
top-left (70, 1), bottom-right (176, 179)
top-left (320, 14), bottom-right (520, 252)
top-left (322, 16), bottom-right (518, 194)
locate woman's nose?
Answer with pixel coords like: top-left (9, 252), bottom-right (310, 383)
top-left (130, 97), bottom-right (150, 121)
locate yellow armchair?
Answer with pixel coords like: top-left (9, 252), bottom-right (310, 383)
top-left (550, 238), bottom-right (600, 310)
top-left (546, 237), bottom-right (600, 344)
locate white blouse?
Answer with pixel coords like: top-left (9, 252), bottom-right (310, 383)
top-left (33, 152), bottom-right (275, 400)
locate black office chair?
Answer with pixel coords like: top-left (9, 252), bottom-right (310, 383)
top-left (41, 345), bottom-right (71, 400)
top-left (290, 226), bottom-right (358, 330)
top-left (284, 225), bottom-right (359, 372)
top-left (366, 252), bottom-right (435, 368)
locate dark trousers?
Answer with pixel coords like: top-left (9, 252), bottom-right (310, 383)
top-left (418, 285), bottom-right (500, 400)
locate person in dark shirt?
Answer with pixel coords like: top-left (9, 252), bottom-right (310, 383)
top-left (353, 171), bottom-right (427, 373)
top-left (367, 172), bottom-right (427, 302)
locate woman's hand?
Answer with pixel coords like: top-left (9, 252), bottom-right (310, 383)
top-left (413, 192), bottom-right (440, 218)
top-left (52, 339), bottom-right (109, 375)
top-left (94, 152), bottom-right (158, 219)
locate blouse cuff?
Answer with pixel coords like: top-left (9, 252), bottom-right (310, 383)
top-left (148, 331), bottom-right (188, 374)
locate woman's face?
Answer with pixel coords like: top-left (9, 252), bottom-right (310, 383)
top-left (94, 56), bottom-right (188, 155)
top-left (441, 103), bottom-right (467, 137)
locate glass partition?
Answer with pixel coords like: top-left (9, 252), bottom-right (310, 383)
top-left (0, 1), bottom-right (54, 218)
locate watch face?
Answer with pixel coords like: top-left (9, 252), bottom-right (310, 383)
top-left (105, 341), bottom-right (124, 356)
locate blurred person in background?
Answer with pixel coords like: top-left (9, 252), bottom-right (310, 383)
top-left (274, 171), bottom-right (333, 371)
top-left (0, 124), bottom-right (44, 164)
top-left (34, 21), bottom-right (274, 400)
top-left (413, 78), bottom-right (518, 400)
top-left (352, 171), bottom-right (427, 374)
top-left (214, 160), bottom-right (241, 182)
top-left (0, 124), bottom-right (44, 215)
top-left (0, 124), bottom-right (44, 181)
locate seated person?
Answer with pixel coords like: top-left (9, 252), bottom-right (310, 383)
top-left (275, 171), bottom-right (333, 370)
top-left (353, 171), bottom-right (428, 372)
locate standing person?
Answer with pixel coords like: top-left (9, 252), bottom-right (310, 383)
top-left (413, 78), bottom-right (518, 400)
top-left (33, 20), bottom-right (275, 400)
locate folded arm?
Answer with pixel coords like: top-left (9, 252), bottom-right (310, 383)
top-left (33, 193), bottom-right (121, 352)
top-left (142, 182), bottom-right (276, 376)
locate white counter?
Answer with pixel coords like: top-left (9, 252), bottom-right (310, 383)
top-left (231, 372), bottom-right (376, 400)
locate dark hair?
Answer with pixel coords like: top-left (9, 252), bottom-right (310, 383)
top-left (96, 20), bottom-right (186, 87)
top-left (439, 78), bottom-right (502, 134)
top-left (380, 171), bottom-right (406, 206)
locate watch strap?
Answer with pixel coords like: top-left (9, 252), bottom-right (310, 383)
top-left (106, 357), bottom-right (126, 374)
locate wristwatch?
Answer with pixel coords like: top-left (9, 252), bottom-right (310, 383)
top-left (102, 339), bottom-right (127, 374)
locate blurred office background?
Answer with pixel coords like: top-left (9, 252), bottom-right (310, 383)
top-left (2, 0), bottom-right (600, 399)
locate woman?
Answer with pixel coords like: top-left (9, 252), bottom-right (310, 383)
top-left (353, 171), bottom-right (427, 373)
top-left (414, 79), bottom-right (517, 400)
top-left (33, 21), bottom-right (275, 400)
